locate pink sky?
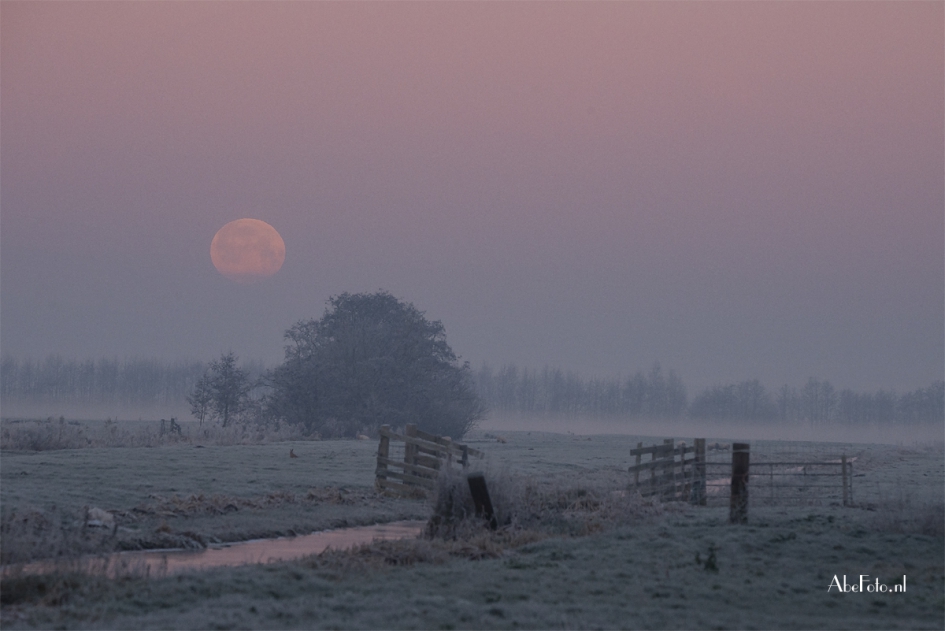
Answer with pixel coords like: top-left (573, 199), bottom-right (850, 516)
top-left (2, 2), bottom-right (942, 392)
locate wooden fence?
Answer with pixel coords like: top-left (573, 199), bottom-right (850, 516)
top-left (375, 424), bottom-right (484, 497)
top-left (629, 439), bottom-right (854, 509)
top-left (628, 438), bottom-right (706, 503)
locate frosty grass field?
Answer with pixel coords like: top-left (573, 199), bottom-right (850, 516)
top-left (0, 421), bottom-right (942, 630)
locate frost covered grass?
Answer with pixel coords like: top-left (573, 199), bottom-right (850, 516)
top-left (0, 439), bottom-right (426, 565)
top-left (1, 430), bottom-right (942, 629)
top-left (2, 505), bottom-right (942, 630)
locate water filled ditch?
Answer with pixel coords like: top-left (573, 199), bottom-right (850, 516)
top-left (2, 520), bottom-right (427, 578)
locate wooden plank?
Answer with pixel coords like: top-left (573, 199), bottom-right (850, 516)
top-left (403, 434), bottom-right (454, 456)
top-left (415, 443), bottom-right (450, 458)
top-left (408, 436), bottom-right (483, 460)
top-left (415, 427), bottom-right (449, 444)
top-left (407, 427), bottom-right (484, 458)
top-left (416, 429), bottom-right (482, 458)
top-left (412, 453), bottom-right (441, 470)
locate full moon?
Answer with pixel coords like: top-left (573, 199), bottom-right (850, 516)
top-left (210, 219), bottom-right (286, 283)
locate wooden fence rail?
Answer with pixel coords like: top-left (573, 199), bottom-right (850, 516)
top-left (376, 424), bottom-right (484, 497)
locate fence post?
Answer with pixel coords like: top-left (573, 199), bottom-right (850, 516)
top-left (693, 438), bottom-right (706, 505)
top-left (677, 441), bottom-right (687, 500)
top-left (634, 442), bottom-right (642, 488)
top-left (730, 442), bottom-right (749, 524)
top-left (467, 473), bottom-right (498, 530)
top-left (376, 425), bottom-right (391, 491)
top-left (841, 455), bottom-right (849, 507)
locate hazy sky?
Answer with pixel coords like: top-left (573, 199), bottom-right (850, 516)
top-left (2, 2), bottom-right (942, 392)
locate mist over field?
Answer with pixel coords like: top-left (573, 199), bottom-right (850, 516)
top-left (478, 414), bottom-right (945, 447)
top-left (2, 352), bottom-right (941, 447)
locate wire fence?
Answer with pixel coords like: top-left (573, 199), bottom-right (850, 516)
top-left (702, 458), bottom-right (853, 507)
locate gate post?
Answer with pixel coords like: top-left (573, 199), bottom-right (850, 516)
top-left (730, 443), bottom-right (749, 523)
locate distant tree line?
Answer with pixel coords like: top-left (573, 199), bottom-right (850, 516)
top-left (0, 355), bottom-right (207, 407)
top-left (689, 377), bottom-right (944, 425)
top-left (474, 364), bottom-right (944, 426)
top-left (5, 350), bottom-right (941, 428)
top-left (474, 362), bottom-right (688, 419)
top-left (768, 378), bottom-right (944, 426)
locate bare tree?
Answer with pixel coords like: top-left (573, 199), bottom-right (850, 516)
top-left (189, 352), bottom-right (252, 427)
top-left (186, 374), bottom-right (213, 427)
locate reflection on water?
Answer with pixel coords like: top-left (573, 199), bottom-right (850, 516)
top-left (2, 520), bottom-right (427, 578)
